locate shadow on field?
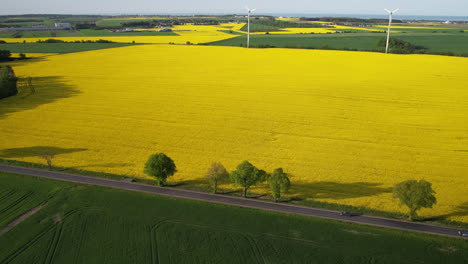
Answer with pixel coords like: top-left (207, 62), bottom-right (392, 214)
top-left (0, 76), bottom-right (80, 120)
top-left (70, 163), bottom-right (133, 169)
top-left (0, 146), bottom-right (87, 158)
top-left (171, 178), bottom-right (207, 188)
top-left (290, 181), bottom-right (392, 200)
top-left (424, 202), bottom-right (468, 222)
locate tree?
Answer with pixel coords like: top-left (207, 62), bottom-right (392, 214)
top-left (229, 161), bottom-right (266, 197)
top-left (377, 37), bottom-right (426, 54)
top-left (144, 153), bottom-right (176, 186)
top-left (205, 162), bottom-right (229, 194)
top-left (39, 152), bottom-right (55, 170)
top-left (268, 168), bottom-right (291, 202)
top-left (0, 50), bottom-right (11, 61)
top-left (0, 65), bottom-right (18, 99)
top-left (393, 180), bottom-right (436, 220)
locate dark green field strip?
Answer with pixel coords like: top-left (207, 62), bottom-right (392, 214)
top-left (209, 33), bottom-right (468, 55)
top-left (0, 172), bottom-right (467, 263)
top-left (76, 29), bottom-right (178, 36)
top-left (378, 27), bottom-right (467, 33)
top-left (0, 30), bottom-right (178, 38)
top-left (217, 30), bottom-right (245, 35)
top-left (395, 34), bottom-right (468, 53)
top-left (0, 43), bottom-right (140, 53)
top-left (210, 33), bottom-right (386, 50)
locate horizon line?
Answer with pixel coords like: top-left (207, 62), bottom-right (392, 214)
top-left (1, 12), bottom-right (468, 18)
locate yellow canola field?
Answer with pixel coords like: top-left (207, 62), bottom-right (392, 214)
top-left (333, 25), bottom-right (384, 32)
top-left (1, 45), bottom-right (467, 222)
top-left (276, 17), bottom-right (301, 22)
top-left (252, 28), bottom-right (336, 34)
top-left (11, 53), bottom-right (57, 58)
top-left (0, 24), bottom-right (245, 44)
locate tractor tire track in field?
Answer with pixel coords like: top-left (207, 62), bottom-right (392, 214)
top-left (149, 219), bottom-right (168, 264)
top-left (0, 191), bottom-right (34, 215)
top-left (0, 223), bottom-right (56, 263)
top-left (244, 235), bottom-right (267, 264)
top-left (0, 164), bottom-right (466, 239)
top-left (0, 190), bottom-right (17, 203)
top-left (0, 203), bottom-right (47, 235)
top-left (44, 221), bottom-right (64, 264)
top-left (0, 209), bottom-right (79, 263)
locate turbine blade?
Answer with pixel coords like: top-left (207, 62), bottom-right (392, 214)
top-left (245, 6), bottom-right (250, 11)
top-left (251, 9), bottom-right (256, 12)
top-left (384, 8), bottom-right (391, 13)
top-left (393, 8), bottom-right (400, 13)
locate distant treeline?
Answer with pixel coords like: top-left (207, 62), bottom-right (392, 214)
top-left (121, 19), bottom-right (222, 28)
top-left (1, 19), bottom-right (43, 23)
top-left (0, 24), bottom-right (23, 28)
top-left (254, 20), bottom-right (332, 29)
top-left (36, 39), bottom-right (114, 43)
top-left (300, 17), bottom-right (403, 24)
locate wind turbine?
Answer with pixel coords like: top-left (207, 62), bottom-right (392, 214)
top-left (384, 8), bottom-right (399, 54)
top-left (245, 7), bottom-right (256, 48)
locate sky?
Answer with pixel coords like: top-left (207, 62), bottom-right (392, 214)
top-left (2, 0), bottom-right (467, 16)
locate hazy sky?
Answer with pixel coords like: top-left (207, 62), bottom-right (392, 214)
top-left (2, 0), bottom-right (467, 16)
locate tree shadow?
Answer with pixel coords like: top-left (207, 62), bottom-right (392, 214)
top-left (0, 76), bottom-right (80, 120)
top-left (290, 181), bottom-right (393, 200)
top-left (423, 202), bottom-right (468, 221)
top-left (70, 163), bottom-right (133, 169)
top-left (0, 146), bottom-right (87, 158)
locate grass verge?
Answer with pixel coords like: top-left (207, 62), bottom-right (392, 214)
top-left (1, 158), bottom-right (466, 230)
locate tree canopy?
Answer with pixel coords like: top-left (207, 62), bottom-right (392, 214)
top-left (377, 38), bottom-right (426, 54)
top-left (268, 168), bottom-right (291, 202)
top-left (393, 180), bottom-right (436, 220)
top-left (0, 65), bottom-right (18, 99)
top-left (144, 153), bottom-right (176, 186)
top-left (229, 161), bottom-right (266, 197)
top-left (205, 162), bottom-right (229, 193)
top-left (0, 50), bottom-right (11, 61)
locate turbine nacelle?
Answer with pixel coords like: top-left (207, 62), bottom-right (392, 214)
top-left (245, 6), bottom-right (256, 13)
top-left (384, 8), bottom-right (400, 15)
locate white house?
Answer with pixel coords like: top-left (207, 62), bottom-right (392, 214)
top-left (54, 23), bottom-right (72, 29)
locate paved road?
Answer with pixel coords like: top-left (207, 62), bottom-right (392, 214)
top-left (0, 164), bottom-right (466, 239)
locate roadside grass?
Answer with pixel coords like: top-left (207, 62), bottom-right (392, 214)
top-left (1, 158), bottom-right (467, 230)
top-left (0, 43), bottom-right (140, 53)
top-left (0, 171), bottom-right (467, 263)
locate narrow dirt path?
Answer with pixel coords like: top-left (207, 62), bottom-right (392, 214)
top-left (0, 203), bottom-right (47, 235)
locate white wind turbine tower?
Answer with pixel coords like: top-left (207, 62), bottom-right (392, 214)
top-left (384, 8), bottom-right (400, 54)
top-left (246, 7), bottom-right (256, 48)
